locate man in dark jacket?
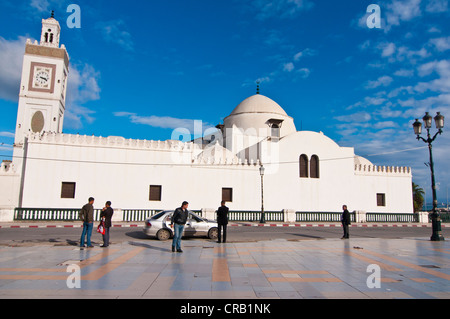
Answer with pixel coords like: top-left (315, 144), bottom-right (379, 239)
top-left (217, 201), bottom-right (229, 243)
top-left (79, 197), bottom-right (95, 248)
top-left (170, 201), bottom-right (189, 252)
top-left (100, 201), bottom-right (114, 248)
top-left (341, 205), bottom-right (351, 239)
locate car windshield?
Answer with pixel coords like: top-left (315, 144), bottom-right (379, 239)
top-left (152, 210), bottom-right (204, 222)
top-left (189, 212), bottom-right (203, 222)
top-left (151, 211), bottom-right (166, 220)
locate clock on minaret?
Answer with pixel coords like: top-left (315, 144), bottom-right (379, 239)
top-left (14, 11), bottom-right (70, 145)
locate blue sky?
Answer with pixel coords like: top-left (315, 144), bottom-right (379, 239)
top-left (0, 0), bottom-right (449, 205)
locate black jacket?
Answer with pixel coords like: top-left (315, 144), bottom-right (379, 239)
top-left (341, 209), bottom-right (351, 225)
top-left (79, 203), bottom-right (94, 223)
top-left (100, 207), bottom-right (114, 228)
top-left (172, 207), bottom-right (188, 225)
top-left (217, 206), bottom-right (229, 225)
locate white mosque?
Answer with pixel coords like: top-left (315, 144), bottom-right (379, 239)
top-left (0, 14), bottom-right (414, 221)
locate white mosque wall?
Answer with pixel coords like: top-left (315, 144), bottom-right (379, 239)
top-left (10, 131), bottom-right (413, 215)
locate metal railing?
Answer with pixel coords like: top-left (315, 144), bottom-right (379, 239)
top-left (122, 209), bottom-right (162, 222)
top-left (14, 208), bottom-right (200, 222)
top-left (228, 211), bottom-right (284, 222)
top-left (14, 208), bottom-right (102, 221)
top-left (366, 212), bottom-right (418, 223)
top-left (13, 208), bottom-right (429, 224)
top-left (295, 211), bottom-right (355, 223)
top-left (440, 213), bottom-right (450, 223)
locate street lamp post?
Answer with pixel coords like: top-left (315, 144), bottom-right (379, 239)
top-left (259, 165), bottom-right (265, 224)
top-left (413, 112), bottom-right (445, 241)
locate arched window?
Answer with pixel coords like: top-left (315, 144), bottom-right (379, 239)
top-left (310, 155), bottom-right (320, 179)
top-left (299, 154), bottom-right (308, 178)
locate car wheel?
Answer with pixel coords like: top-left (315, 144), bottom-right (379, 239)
top-left (208, 227), bottom-right (218, 240)
top-left (157, 229), bottom-right (171, 241)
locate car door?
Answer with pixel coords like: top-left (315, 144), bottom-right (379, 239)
top-left (184, 212), bottom-right (206, 236)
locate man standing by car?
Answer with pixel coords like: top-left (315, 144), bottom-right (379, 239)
top-left (170, 201), bottom-right (189, 253)
top-left (217, 201), bottom-right (229, 243)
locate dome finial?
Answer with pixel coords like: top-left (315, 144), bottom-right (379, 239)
top-left (256, 80), bottom-right (260, 95)
top-left (51, 10), bottom-right (55, 18)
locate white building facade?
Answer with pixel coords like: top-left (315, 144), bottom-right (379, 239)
top-left (0, 16), bottom-right (414, 221)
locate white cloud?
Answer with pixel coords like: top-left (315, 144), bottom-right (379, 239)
top-left (30, 0), bottom-right (50, 12)
top-left (293, 48), bottom-right (317, 61)
top-left (249, 0), bottom-right (314, 20)
top-left (95, 19), bottom-right (134, 52)
top-left (0, 132), bottom-right (15, 138)
top-left (378, 42), bottom-right (429, 63)
top-left (296, 67), bottom-right (310, 79)
top-left (380, 42), bottom-right (396, 57)
top-left (385, 0), bottom-right (422, 30)
top-left (415, 59), bottom-right (450, 93)
top-left (394, 69), bottom-right (414, 77)
top-left (64, 63), bottom-right (101, 129)
top-left (0, 36), bottom-right (29, 102)
top-left (429, 36), bottom-right (450, 52)
top-left (283, 62), bottom-right (295, 72)
top-left (114, 112), bottom-right (213, 132)
top-left (335, 112), bottom-right (372, 123)
top-left (366, 76), bottom-right (394, 89)
top-left (425, 0), bottom-right (449, 12)
top-left (373, 121), bottom-right (398, 129)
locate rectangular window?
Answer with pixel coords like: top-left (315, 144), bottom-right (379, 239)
top-left (149, 185), bottom-right (162, 201)
top-left (377, 193), bottom-right (386, 207)
top-left (61, 182), bottom-right (76, 199)
top-left (222, 188), bottom-right (233, 202)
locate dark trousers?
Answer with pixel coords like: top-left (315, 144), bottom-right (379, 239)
top-left (342, 223), bottom-right (349, 238)
top-left (218, 224), bottom-right (227, 243)
top-left (102, 227), bottom-right (110, 246)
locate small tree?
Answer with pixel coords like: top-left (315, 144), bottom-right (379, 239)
top-left (413, 182), bottom-right (425, 212)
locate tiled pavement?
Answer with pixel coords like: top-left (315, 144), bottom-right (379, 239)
top-left (0, 237), bottom-right (449, 299)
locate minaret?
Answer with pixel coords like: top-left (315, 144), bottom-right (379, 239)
top-left (14, 11), bottom-right (69, 145)
top-left (40, 11), bottom-right (61, 48)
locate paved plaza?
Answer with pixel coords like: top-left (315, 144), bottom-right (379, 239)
top-left (0, 233), bottom-right (449, 299)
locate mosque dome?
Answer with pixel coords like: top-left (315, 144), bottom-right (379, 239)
top-left (223, 94), bottom-right (297, 139)
top-left (230, 94), bottom-right (288, 117)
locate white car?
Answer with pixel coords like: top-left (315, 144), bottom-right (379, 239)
top-left (143, 210), bottom-right (219, 241)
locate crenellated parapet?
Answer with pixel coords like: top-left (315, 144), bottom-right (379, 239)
top-left (26, 132), bottom-right (260, 168)
top-left (28, 132), bottom-right (198, 151)
top-left (354, 164), bottom-right (411, 176)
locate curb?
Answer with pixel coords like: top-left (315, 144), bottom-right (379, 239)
top-left (0, 222), bottom-right (445, 229)
top-left (229, 223), bottom-right (442, 228)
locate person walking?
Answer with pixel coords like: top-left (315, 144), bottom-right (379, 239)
top-left (79, 197), bottom-right (95, 248)
top-left (170, 201), bottom-right (189, 253)
top-left (341, 205), bottom-right (351, 239)
top-left (100, 201), bottom-right (114, 248)
top-left (216, 200), bottom-right (229, 243)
